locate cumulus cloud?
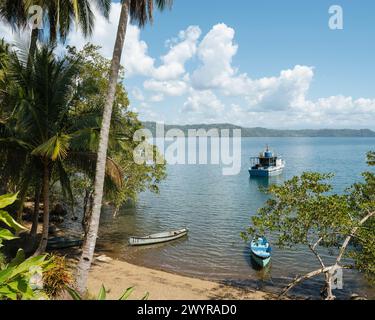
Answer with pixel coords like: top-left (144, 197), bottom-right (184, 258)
top-left (183, 90), bottom-right (224, 114)
top-left (246, 65), bottom-right (315, 111)
top-left (191, 23), bottom-right (239, 91)
top-left (180, 89), bottom-right (225, 123)
top-left (152, 25), bottom-right (201, 81)
top-left (144, 79), bottom-right (188, 96)
top-left (67, 3), bottom-right (155, 77)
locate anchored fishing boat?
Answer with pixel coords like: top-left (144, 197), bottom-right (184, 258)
top-left (249, 146), bottom-right (285, 177)
top-left (129, 228), bottom-right (189, 246)
top-left (250, 237), bottom-right (272, 268)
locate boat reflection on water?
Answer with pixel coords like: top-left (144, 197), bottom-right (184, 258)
top-left (250, 175), bottom-right (285, 190)
top-left (243, 245), bottom-right (272, 281)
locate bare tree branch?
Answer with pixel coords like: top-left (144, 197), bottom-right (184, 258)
top-left (336, 211), bottom-right (375, 264)
top-left (308, 237), bottom-right (325, 269)
top-left (279, 267), bottom-right (332, 297)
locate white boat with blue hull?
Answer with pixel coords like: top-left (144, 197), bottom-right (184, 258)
top-left (249, 146), bottom-right (285, 177)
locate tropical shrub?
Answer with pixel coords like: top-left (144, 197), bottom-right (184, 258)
top-left (66, 284), bottom-right (149, 300)
top-left (0, 193), bottom-right (51, 300)
top-left (42, 255), bottom-right (73, 299)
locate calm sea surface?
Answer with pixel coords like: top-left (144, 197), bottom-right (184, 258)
top-left (95, 137), bottom-right (375, 298)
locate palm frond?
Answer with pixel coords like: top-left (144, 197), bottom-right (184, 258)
top-left (32, 134), bottom-right (71, 161)
top-left (67, 151), bottom-right (123, 189)
top-left (93, 0), bottom-right (111, 19)
top-left (128, 0), bottom-right (173, 27)
top-left (0, 0), bottom-right (28, 30)
top-left (56, 159), bottom-right (74, 210)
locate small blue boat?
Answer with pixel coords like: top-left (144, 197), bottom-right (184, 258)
top-left (250, 237), bottom-right (272, 268)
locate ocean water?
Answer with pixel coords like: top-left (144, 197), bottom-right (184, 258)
top-left (95, 137), bottom-right (375, 299)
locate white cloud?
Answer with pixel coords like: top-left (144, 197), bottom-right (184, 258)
top-left (191, 23), bottom-right (239, 91)
top-left (246, 65), bottom-right (315, 111)
top-left (152, 26), bottom-right (201, 81)
top-left (144, 79), bottom-right (188, 96)
top-left (182, 89), bottom-right (224, 122)
top-left (67, 3), bottom-right (155, 77)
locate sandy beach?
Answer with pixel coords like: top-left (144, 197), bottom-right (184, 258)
top-left (87, 256), bottom-right (273, 300)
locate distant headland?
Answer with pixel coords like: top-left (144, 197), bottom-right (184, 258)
top-left (142, 122), bottom-right (375, 138)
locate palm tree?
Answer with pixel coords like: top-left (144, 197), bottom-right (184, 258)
top-left (0, 0), bottom-right (111, 220)
top-left (76, 0), bottom-right (173, 293)
top-left (6, 44), bottom-right (79, 253)
top-left (3, 44), bottom-right (123, 254)
top-left (0, 0), bottom-right (111, 56)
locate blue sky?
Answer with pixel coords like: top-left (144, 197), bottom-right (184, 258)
top-left (1, 0), bottom-right (375, 129)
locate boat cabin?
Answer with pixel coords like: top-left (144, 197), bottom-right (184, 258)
top-left (250, 147), bottom-right (279, 169)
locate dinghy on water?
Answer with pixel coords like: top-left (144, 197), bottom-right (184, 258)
top-left (129, 228), bottom-right (189, 246)
top-left (250, 237), bottom-right (272, 268)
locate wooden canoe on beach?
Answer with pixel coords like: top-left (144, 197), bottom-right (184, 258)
top-left (129, 228), bottom-right (189, 246)
top-left (47, 237), bottom-right (83, 250)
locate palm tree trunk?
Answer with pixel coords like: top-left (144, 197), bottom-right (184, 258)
top-left (16, 183), bottom-right (29, 223)
top-left (34, 162), bottom-right (50, 255)
top-left (75, 1), bottom-right (129, 293)
top-left (28, 28), bottom-right (39, 63)
top-left (30, 182), bottom-right (42, 240)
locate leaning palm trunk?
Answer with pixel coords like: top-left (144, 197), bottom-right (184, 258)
top-left (76, 1), bottom-right (129, 293)
top-left (34, 161), bottom-right (50, 255)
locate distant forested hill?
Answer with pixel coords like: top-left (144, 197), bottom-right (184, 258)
top-left (142, 122), bottom-right (375, 137)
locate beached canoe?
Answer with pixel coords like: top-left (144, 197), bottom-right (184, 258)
top-left (250, 237), bottom-right (272, 268)
top-left (129, 228), bottom-right (189, 246)
top-left (47, 237), bottom-right (83, 250)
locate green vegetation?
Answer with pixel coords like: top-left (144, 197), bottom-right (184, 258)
top-left (0, 0), bottom-right (111, 58)
top-left (0, 0), bottom-right (171, 299)
top-left (0, 0), bottom-right (172, 298)
top-left (66, 44), bottom-right (166, 217)
top-left (66, 284), bottom-right (149, 300)
top-left (242, 152), bottom-right (375, 300)
top-left (0, 38), bottom-right (165, 255)
top-left (0, 193), bottom-right (51, 300)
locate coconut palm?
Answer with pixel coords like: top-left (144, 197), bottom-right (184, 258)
top-left (0, 0), bottom-right (111, 56)
top-left (1, 43), bottom-right (124, 254)
top-left (76, 0), bottom-right (173, 293)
